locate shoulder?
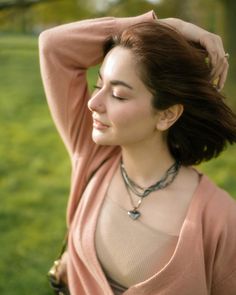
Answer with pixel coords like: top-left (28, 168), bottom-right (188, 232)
top-left (196, 175), bottom-right (236, 290)
top-left (197, 175), bottom-right (236, 247)
top-left (198, 174), bottom-right (236, 222)
top-left (193, 173), bottom-right (236, 253)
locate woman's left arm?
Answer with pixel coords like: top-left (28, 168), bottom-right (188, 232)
top-left (159, 18), bottom-right (229, 91)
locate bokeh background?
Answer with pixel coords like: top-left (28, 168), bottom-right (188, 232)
top-left (0, 0), bottom-right (235, 294)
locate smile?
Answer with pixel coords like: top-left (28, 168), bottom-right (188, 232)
top-left (93, 119), bottom-right (110, 130)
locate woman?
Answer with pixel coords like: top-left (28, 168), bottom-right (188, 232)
top-left (39, 11), bottom-right (236, 295)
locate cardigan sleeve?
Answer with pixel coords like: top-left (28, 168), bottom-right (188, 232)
top-left (211, 192), bottom-right (236, 295)
top-left (38, 11), bottom-right (156, 161)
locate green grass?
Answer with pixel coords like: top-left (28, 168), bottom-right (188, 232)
top-left (0, 34), bottom-right (235, 294)
top-left (0, 34), bottom-right (70, 294)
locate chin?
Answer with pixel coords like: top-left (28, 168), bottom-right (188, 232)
top-left (92, 132), bottom-right (113, 146)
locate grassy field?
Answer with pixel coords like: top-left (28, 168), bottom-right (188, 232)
top-left (0, 34), bottom-right (235, 294)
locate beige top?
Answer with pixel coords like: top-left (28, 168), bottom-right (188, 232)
top-left (95, 196), bottom-right (178, 293)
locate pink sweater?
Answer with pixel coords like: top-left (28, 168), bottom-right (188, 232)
top-left (39, 11), bottom-right (236, 295)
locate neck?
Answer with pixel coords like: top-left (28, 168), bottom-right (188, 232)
top-left (121, 138), bottom-right (176, 188)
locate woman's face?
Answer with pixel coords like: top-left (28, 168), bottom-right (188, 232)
top-left (88, 46), bottom-right (160, 148)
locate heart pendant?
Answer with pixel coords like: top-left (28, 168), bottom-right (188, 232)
top-left (128, 210), bottom-right (141, 220)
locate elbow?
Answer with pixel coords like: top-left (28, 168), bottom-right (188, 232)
top-left (38, 27), bottom-right (62, 56)
top-left (38, 29), bottom-right (54, 55)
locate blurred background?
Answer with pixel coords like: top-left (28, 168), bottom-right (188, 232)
top-left (0, 0), bottom-right (235, 294)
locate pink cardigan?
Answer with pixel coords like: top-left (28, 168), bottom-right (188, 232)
top-left (39, 11), bottom-right (236, 295)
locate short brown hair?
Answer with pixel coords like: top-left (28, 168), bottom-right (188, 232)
top-left (103, 22), bottom-right (236, 166)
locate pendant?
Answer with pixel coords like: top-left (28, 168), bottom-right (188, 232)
top-left (128, 209), bottom-right (141, 220)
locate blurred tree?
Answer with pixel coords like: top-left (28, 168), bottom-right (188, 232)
top-left (32, 0), bottom-right (91, 26)
top-left (0, 0), bottom-right (56, 32)
top-left (0, 0), bottom-right (235, 84)
top-left (89, 0), bottom-right (181, 17)
top-left (0, 0), bottom-right (91, 32)
top-left (91, 0), bottom-right (157, 17)
top-left (221, 0), bottom-right (236, 82)
top-left (0, 0), bottom-right (50, 9)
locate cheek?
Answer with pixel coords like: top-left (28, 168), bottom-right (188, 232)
top-left (110, 106), bottom-right (155, 134)
top-left (109, 108), bottom-right (137, 128)
top-left (105, 102), bottom-right (127, 124)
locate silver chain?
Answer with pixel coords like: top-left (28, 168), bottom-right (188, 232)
top-left (120, 160), bottom-right (181, 198)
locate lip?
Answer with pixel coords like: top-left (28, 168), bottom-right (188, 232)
top-left (93, 118), bottom-right (110, 130)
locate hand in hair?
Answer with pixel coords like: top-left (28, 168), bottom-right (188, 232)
top-left (199, 31), bottom-right (228, 91)
top-left (159, 18), bottom-right (228, 91)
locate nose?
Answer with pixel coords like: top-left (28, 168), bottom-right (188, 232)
top-left (88, 90), bottom-right (106, 113)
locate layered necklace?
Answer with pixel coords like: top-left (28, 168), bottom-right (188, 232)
top-left (120, 160), bottom-right (181, 220)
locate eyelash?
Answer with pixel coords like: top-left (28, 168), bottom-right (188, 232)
top-left (93, 85), bottom-right (127, 101)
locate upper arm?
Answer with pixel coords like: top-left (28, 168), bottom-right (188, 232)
top-left (39, 29), bottom-right (92, 159)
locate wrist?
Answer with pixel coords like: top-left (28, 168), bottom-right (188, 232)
top-left (159, 17), bottom-right (183, 31)
top-left (159, 18), bottom-right (207, 44)
top-left (179, 20), bottom-right (208, 43)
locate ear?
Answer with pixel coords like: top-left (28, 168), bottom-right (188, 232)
top-left (156, 104), bottom-right (184, 131)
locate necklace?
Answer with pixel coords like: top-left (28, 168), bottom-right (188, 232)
top-left (120, 160), bottom-right (181, 220)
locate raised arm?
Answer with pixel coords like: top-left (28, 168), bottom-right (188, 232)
top-left (39, 11), bottom-right (228, 162)
top-left (39, 11), bottom-right (156, 160)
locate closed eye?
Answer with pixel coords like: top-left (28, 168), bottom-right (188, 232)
top-left (93, 85), bottom-right (127, 101)
top-left (112, 94), bottom-right (127, 101)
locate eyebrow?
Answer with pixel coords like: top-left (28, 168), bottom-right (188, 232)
top-left (98, 71), bottom-right (133, 90)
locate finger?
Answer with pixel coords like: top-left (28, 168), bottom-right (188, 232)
top-left (210, 60), bottom-right (225, 82)
top-left (210, 61), bottom-right (222, 81)
top-left (199, 33), bottom-right (228, 89)
top-left (210, 49), bottom-right (225, 73)
top-left (211, 55), bottom-right (229, 81)
top-left (211, 54), bottom-right (229, 79)
top-left (203, 36), bottom-right (225, 71)
top-left (209, 51), bottom-right (218, 71)
top-left (217, 62), bottom-right (229, 91)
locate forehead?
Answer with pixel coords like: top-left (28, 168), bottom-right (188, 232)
top-left (100, 46), bottom-right (138, 81)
